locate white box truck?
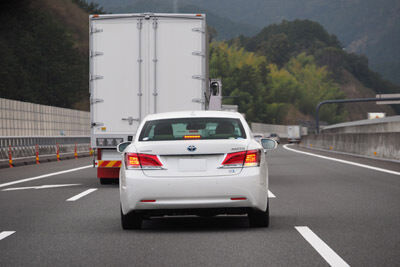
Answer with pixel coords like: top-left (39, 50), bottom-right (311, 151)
top-left (89, 13), bottom-right (211, 183)
top-left (367, 112), bottom-right (386, 119)
top-left (287, 125), bottom-right (301, 143)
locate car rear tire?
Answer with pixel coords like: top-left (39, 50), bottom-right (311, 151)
top-left (121, 207), bottom-right (142, 230)
top-left (248, 202), bottom-right (269, 228)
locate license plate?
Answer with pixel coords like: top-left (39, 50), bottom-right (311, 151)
top-left (178, 159), bottom-right (207, 172)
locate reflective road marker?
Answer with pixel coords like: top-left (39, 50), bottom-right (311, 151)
top-left (295, 226), bottom-right (350, 267)
top-left (0, 231), bottom-right (16, 241)
top-left (66, 188), bottom-right (97, 202)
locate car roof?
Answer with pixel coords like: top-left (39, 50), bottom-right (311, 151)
top-left (142, 110), bottom-right (244, 121)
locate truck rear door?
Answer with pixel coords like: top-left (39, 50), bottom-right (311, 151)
top-left (90, 14), bottom-right (206, 146)
top-left (90, 17), bottom-right (142, 138)
top-left (146, 14), bottom-right (206, 114)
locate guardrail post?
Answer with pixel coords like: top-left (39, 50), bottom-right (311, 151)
top-left (74, 143), bottom-right (78, 159)
top-left (8, 145), bottom-right (13, 168)
top-left (35, 144), bottom-right (40, 164)
top-left (56, 143), bottom-right (60, 161)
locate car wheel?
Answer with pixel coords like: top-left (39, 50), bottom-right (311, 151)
top-left (121, 207), bottom-right (142, 230)
top-left (248, 202), bottom-right (269, 228)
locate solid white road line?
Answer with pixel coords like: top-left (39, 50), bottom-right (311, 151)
top-left (295, 226), bottom-right (350, 267)
top-left (283, 144), bottom-right (400, 176)
top-left (0, 165), bottom-right (92, 189)
top-left (2, 184), bottom-right (81, 191)
top-left (0, 231), bottom-right (16, 241)
top-left (268, 190), bottom-right (276, 198)
top-left (66, 188), bottom-right (97, 201)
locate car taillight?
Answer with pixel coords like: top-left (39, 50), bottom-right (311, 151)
top-left (221, 151), bottom-right (247, 167)
top-left (125, 153), bottom-right (163, 169)
top-left (244, 150), bottom-right (261, 167)
top-left (221, 149), bottom-right (261, 168)
top-left (125, 153), bottom-right (140, 169)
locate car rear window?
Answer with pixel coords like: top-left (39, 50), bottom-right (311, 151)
top-left (139, 117), bottom-right (246, 141)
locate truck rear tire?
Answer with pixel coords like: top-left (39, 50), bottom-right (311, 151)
top-left (100, 178), bottom-right (111, 185)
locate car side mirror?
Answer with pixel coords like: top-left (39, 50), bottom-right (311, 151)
top-left (260, 138), bottom-right (278, 152)
top-left (117, 141), bottom-right (131, 153)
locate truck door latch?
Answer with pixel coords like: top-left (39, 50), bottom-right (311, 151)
top-left (122, 117), bottom-right (139, 125)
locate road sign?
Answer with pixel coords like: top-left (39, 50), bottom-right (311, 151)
top-left (376, 94), bottom-right (400, 104)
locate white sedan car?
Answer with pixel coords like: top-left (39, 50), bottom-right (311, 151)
top-left (118, 111), bottom-right (277, 229)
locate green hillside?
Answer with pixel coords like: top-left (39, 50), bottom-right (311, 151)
top-left (221, 20), bottom-right (399, 122)
top-left (237, 20), bottom-right (400, 97)
top-left (0, 0), bottom-right (89, 110)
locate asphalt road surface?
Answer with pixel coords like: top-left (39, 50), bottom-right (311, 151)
top-left (0, 145), bottom-right (399, 266)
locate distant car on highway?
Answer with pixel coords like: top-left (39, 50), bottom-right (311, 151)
top-left (118, 111), bottom-right (277, 229)
top-left (253, 133), bottom-right (264, 143)
top-left (268, 133), bottom-right (280, 144)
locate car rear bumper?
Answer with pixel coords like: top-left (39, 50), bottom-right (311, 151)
top-left (120, 168), bottom-right (268, 215)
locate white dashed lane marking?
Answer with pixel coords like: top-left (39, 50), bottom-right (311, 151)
top-left (0, 231), bottom-right (16, 241)
top-left (0, 166), bottom-right (92, 189)
top-left (2, 184), bottom-right (81, 191)
top-left (66, 188), bottom-right (98, 202)
top-left (295, 226), bottom-right (350, 267)
top-left (268, 190), bottom-right (276, 198)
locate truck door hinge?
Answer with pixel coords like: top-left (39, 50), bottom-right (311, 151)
top-left (90, 98), bottom-right (104, 104)
top-left (152, 19), bottom-right (158, 28)
top-left (90, 27), bottom-right (103, 34)
top-left (192, 98), bottom-right (205, 104)
top-left (192, 51), bottom-right (205, 57)
top-left (137, 19), bottom-right (143, 29)
top-left (192, 75), bottom-right (206, 80)
top-left (90, 75), bottom-right (104, 81)
top-left (122, 117), bottom-right (139, 125)
top-left (192, 28), bottom-right (205, 33)
top-left (90, 51), bottom-right (104, 57)
top-left (91, 122), bottom-right (104, 127)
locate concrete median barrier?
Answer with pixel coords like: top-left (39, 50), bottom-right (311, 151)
top-left (301, 132), bottom-right (400, 161)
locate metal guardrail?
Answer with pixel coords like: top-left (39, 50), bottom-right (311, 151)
top-left (315, 97), bottom-right (400, 133)
top-left (0, 136), bottom-right (92, 167)
top-left (0, 136), bottom-right (90, 148)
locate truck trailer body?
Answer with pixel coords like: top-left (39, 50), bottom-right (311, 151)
top-left (89, 13), bottom-right (208, 183)
top-left (287, 125), bottom-right (301, 143)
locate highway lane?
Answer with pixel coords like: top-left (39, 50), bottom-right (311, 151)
top-left (0, 146), bottom-right (399, 266)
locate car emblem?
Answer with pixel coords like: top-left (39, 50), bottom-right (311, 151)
top-left (187, 145), bottom-right (197, 152)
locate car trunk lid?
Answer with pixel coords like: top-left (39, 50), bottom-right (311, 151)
top-left (136, 139), bottom-right (248, 177)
